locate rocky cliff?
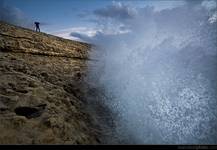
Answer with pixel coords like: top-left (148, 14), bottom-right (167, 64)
top-left (0, 21), bottom-right (103, 144)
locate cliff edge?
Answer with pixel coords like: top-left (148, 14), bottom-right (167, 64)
top-left (0, 21), bottom-right (100, 144)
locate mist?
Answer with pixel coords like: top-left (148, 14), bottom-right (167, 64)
top-left (79, 0), bottom-right (217, 144)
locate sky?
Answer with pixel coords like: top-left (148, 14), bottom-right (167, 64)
top-left (0, 0), bottom-right (187, 40)
top-left (2, 0), bottom-right (111, 30)
top-left (0, 0), bottom-right (216, 41)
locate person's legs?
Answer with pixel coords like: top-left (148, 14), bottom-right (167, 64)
top-left (35, 26), bottom-right (40, 32)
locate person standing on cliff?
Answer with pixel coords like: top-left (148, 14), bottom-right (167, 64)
top-left (35, 22), bottom-right (40, 32)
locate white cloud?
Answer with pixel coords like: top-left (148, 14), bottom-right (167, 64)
top-left (209, 11), bottom-right (217, 23)
top-left (50, 23), bottom-right (131, 42)
top-left (50, 27), bottom-right (99, 41)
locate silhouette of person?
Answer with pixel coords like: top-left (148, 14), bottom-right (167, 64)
top-left (35, 22), bottom-right (40, 32)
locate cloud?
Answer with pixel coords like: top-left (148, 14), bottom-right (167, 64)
top-left (0, 1), bottom-right (33, 29)
top-left (201, 0), bottom-right (217, 10)
top-left (75, 0), bottom-right (217, 42)
top-left (55, 0), bottom-right (216, 44)
top-left (93, 2), bottom-right (137, 20)
top-left (66, 2), bottom-right (136, 41)
top-left (68, 23), bottom-right (131, 43)
top-left (50, 27), bottom-right (99, 41)
top-left (209, 11), bottom-right (217, 23)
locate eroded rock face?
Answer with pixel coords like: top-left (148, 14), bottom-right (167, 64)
top-left (0, 21), bottom-right (99, 144)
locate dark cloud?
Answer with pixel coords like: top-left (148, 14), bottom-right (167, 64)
top-left (93, 2), bottom-right (136, 20)
top-left (0, 1), bottom-right (33, 29)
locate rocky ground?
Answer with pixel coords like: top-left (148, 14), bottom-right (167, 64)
top-left (0, 21), bottom-right (113, 144)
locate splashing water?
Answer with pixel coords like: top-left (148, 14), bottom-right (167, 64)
top-left (85, 1), bottom-right (217, 144)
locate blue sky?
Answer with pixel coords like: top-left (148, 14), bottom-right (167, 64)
top-left (4, 0), bottom-right (216, 39)
top-left (2, 0), bottom-right (185, 30)
top-left (4, 0), bottom-right (112, 31)
top-left (2, 0), bottom-right (217, 41)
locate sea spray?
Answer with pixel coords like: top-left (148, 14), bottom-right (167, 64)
top-left (85, 1), bottom-right (217, 144)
